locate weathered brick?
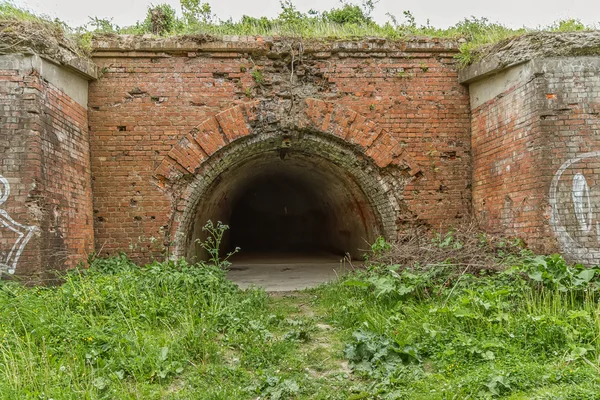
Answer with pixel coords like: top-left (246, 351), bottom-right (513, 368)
top-left (0, 64), bottom-right (94, 280)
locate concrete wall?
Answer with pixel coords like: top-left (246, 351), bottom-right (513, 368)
top-left (0, 54), bottom-right (96, 280)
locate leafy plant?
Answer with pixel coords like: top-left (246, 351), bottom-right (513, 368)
top-left (322, 1), bottom-right (373, 25)
top-left (180, 0), bottom-right (213, 25)
top-left (139, 3), bottom-right (179, 35)
top-left (251, 69), bottom-right (264, 84)
top-left (344, 328), bottom-right (420, 377)
top-left (196, 220), bottom-right (239, 269)
top-left (313, 232), bottom-right (600, 398)
top-left (516, 253), bottom-right (600, 292)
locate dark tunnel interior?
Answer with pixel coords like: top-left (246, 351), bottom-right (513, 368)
top-left (229, 173), bottom-right (339, 254)
top-left (187, 151), bottom-right (381, 261)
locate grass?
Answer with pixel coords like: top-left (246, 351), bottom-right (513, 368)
top-left (1, 0), bottom-right (598, 66)
top-left (314, 260), bottom-right (600, 399)
top-left (2, 239), bottom-right (600, 398)
top-left (0, 255), bottom-right (353, 399)
top-left (0, 1), bottom-right (91, 55)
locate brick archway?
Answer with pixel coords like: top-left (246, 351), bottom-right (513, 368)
top-left (152, 98), bottom-right (423, 260)
top-left (153, 98), bottom-right (422, 185)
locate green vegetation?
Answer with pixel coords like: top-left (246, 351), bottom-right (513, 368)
top-left (2, 223), bottom-right (600, 398)
top-left (315, 238), bottom-right (600, 399)
top-left (0, 1), bottom-right (43, 22)
top-left (0, 1), bottom-right (90, 55)
top-left (1, 0), bottom-right (598, 66)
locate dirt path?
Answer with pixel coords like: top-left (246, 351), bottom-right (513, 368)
top-left (267, 291), bottom-right (352, 379)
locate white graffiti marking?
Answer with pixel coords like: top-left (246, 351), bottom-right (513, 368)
top-left (0, 176), bottom-right (36, 274)
top-left (572, 173), bottom-right (592, 232)
top-left (550, 151), bottom-right (600, 264)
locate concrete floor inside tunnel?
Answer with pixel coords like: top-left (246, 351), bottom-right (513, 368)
top-left (188, 150), bottom-right (380, 291)
top-left (226, 253), bottom-right (361, 291)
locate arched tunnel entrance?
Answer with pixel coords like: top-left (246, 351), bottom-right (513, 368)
top-left (229, 171), bottom-right (346, 256)
top-left (178, 133), bottom-right (395, 290)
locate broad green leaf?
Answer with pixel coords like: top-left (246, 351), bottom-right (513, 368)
top-left (527, 270), bottom-right (543, 282)
top-left (160, 346), bottom-right (169, 361)
top-left (577, 269), bottom-right (595, 282)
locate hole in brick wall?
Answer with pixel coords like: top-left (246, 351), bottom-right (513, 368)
top-left (134, 216), bottom-right (142, 221)
top-left (189, 152), bottom-right (380, 261)
top-left (440, 151), bottom-right (457, 160)
top-left (117, 126), bottom-right (127, 131)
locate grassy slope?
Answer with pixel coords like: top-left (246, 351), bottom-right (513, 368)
top-left (314, 271), bottom-right (600, 399)
top-left (1, 252), bottom-right (600, 399)
top-left (1, 1), bottom-right (598, 67)
top-left (0, 257), bottom-right (352, 399)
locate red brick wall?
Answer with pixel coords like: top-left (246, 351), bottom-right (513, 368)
top-left (470, 72), bottom-right (548, 248)
top-left (0, 60), bottom-right (94, 280)
top-left (88, 38), bottom-right (472, 262)
top-left (470, 58), bottom-right (600, 262)
top-left (542, 59), bottom-right (600, 264)
top-left (5, 37), bottom-right (600, 275)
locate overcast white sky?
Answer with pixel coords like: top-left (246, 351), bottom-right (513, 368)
top-left (14, 0), bottom-right (600, 30)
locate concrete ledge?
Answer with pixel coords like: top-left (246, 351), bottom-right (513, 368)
top-left (458, 56), bottom-right (528, 85)
top-left (0, 54), bottom-right (91, 108)
top-left (466, 56), bottom-right (600, 109)
top-left (459, 31), bottom-right (600, 85)
top-left (467, 61), bottom-right (533, 109)
top-left (91, 34), bottom-right (460, 57)
top-left (54, 54), bottom-right (99, 81)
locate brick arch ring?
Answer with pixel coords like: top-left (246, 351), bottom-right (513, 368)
top-left (152, 98), bottom-right (423, 260)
